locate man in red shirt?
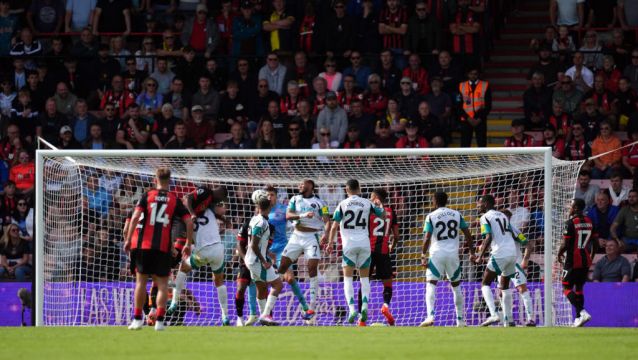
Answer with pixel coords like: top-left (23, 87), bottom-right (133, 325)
top-left (124, 167), bottom-right (194, 331)
top-left (181, 4), bottom-right (219, 58)
top-left (396, 120), bottom-right (429, 148)
top-left (504, 119), bottom-right (536, 147)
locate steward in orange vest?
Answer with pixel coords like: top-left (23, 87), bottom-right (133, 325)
top-left (458, 68), bottom-right (491, 147)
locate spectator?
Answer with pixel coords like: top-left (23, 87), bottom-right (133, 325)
top-left (24, 71), bottom-right (45, 112)
top-left (590, 121), bottom-right (622, 179)
top-left (312, 126), bottom-right (339, 163)
top-left (578, 98), bottom-right (605, 142)
top-left (523, 72), bottom-right (553, 129)
top-left (9, 150), bottom-right (34, 197)
top-left (586, 0), bottom-right (617, 28)
top-left (164, 120), bottom-right (196, 149)
top-left (371, 120), bottom-right (395, 148)
top-left (0, 80), bottom-right (15, 116)
top-left (258, 51), bottom-right (287, 96)
top-left (342, 123), bottom-right (364, 148)
top-left (231, 1), bottom-right (265, 58)
top-left (116, 104), bottom-right (149, 149)
top-left (150, 104), bottom-right (178, 149)
top-left (282, 120), bottom-right (308, 149)
top-left (70, 28), bottom-right (98, 59)
top-left (156, 29), bottom-right (183, 58)
top-left (348, 98), bottom-right (374, 142)
top-left (0, 181), bottom-right (17, 225)
top-left (585, 74), bottom-right (617, 120)
top-left (376, 49), bottom-right (402, 95)
top-left (342, 51), bottom-right (372, 91)
top-left (609, 171), bottom-right (630, 206)
top-left (504, 118), bottom-right (536, 147)
top-left (9, 27), bottom-right (42, 60)
top-left (297, 1), bottom-right (317, 55)
top-left (549, 101), bottom-right (572, 139)
top-left (222, 122), bottom-right (253, 149)
top-left (70, 99), bottom-right (97, 144)
top-left (91, 44), bottom-right (121, 97)
top-left (316, 91), bottom-right (347, 145)
top-left (579, 30), bottom-right (604, 71)
top-left (528, 44), bottom-right (563, 87)
top-left (395, 119), bottom-right (429, 148)
top-left (574, 170), bottom-right (599, 209)
top-left (541, 124), bottom-right (566, 159)
top-left (530, 25), bottom-right (557, 53)
top-left (377, 97), bottom-right (407, 138)
top-left (606, 29), bottom-right (631, 70)
top-left (424, 77), bottom-right (453, 128)
top-left (552, 75), bottom-right (583, 117)
top-left (92, 0), bottom-right (132, 36)
top-left (322, 0), bottom-right (354, 59)
top-left (592, 239), bottom-right (631, 282)
top-left (337, 75), bottom-right (362, 115)
top-left (262, 0), bottom-right (296, 52)
top-left (507, 190), bottom-right (530, 234)
top-left (279, 80), bottom-right (302, 118)
top-left (449, 0), bottom-right (482, 71)
top-left (565, 51), bottom-right (594, 92)
top-left (594, 55), bottom-right (617, 90)
top-left (458, 67), bottom-right (491, 147)
top-left (318, 60), bottom-right (342, 93)
top-left (354, 0), bottom-right (381, 56)
top-left (219, 80), bottom-right (249, 132)
top-left (163, 77), bottom-right (191, 121)
top-left (378, 0), bottom-right (408, 69)
top-left (587, 190), bottom-right (620, 244)
top-left (65, 0), bottom-right (96, 33)
top-left (9, 58), bottom-right (27, 92)
top-left (550, 0), bottom-right (585, 28)
top-left (0, 1), bottom-right (18, 57)
top-left (84, 123), bottom-right (111, 150)
top-left (615, 78), bottom-right (636, 126)
top-left (255, 118), bottom-right (277, 149)
top-left (203, 58), bottom-right (228, 92)
top-left (564, 120), bottom-right (591, 161)
top-left (135, 37), bottom-right (157, 74)
top-left (395, 77), bottom-right (420, 120)
top-left (10, 90), bottom-right (38, 143)
top-left (185, 105), bottom-right (215, 149)
top-left (36, 98), bottom-right (67, 144)
top-left (173, 47), bottom-right (203, 94)
top-left (284, 51), bottom-right (317, 99)
top-left (83, 175), bottom-right (111, 222)
top-left (402, 54), bottom-right (429, 96)
top-left (100, 75), bottom-right (135, 118)
top-left (618, 0), bottom-right (638, 29)
top-left (56, 125), bottom-right (82, 149)
top-left (99, 103), bottom-right (121, 141)
top-left (215, 0), bottom-right (235, 56)
top-left (150, 57), bottom-right (175, 96)
top-left (109, 35), bottom-right (131, 71)
top-left (0, 223), bottom-right (31, 281)
top-left (292, 99), bottom-right (315, 145)
top-left (263, 99), bottom-right (288, 144)
top-left (136, 77), bottom-right (163, 124)
top-left (191, 75), bottom-right (220, 121)
top-left (180, 4), bottom-right (218, 58)
top-left (363, 73), bottom-right (388, 118)
top-left (623, 49), bottom-right (638, 91)
top-left (611, 189), bottom-right (638, 252)
top-left (405, 1), bottom-right (441, 56)
top-left (622, 128), bottom-right (638, 184)
top-left (253, 78), bottom-right (280, 121)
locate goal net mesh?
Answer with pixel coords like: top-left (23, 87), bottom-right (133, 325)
top-left (38, 151), bottom-right (583, 326)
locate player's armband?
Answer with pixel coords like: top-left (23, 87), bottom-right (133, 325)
top-left (515, 232), bottom-right (528, 246)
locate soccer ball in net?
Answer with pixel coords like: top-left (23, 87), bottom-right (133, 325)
top-left (251, 189), bottom-right (269, 204)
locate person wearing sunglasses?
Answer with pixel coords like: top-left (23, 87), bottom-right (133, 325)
top-left (405, 1), bottom-right (441, 56)
top-left (258, 51), bottom-right (288, 96)
top-left (0, 223), bottom-right (32, 281)
top-left (319, 60), bottom-right (343, 92)
top-left (342, 50), bottom-right (372, 90)
top-left (591, 120), bottom-right (623, 179)
top-left (322, 0), bottom-right (354, 60)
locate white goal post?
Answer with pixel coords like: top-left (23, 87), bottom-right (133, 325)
top-left (35, 147), bottom-right (583, 327)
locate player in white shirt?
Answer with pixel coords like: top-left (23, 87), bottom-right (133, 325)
top-left (169, 187), bottom-right (230, 326)
top-left (327, 179), bottom-right (385, 325)
top-left (472, 194), bottom-right (518, 327)
top-left (245, 194), bottom-right (284, 326)
top-left (278, 179), bottom-right (331, 320)
top-left (501, 209), bottom-right (536, 327)
top-left (419, 191), bottom-right (474, 327)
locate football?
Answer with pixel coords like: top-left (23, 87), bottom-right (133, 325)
top-left (251, 189), bottom-right (269, 204)
top-left (147, 308), bottom-right (157, 326)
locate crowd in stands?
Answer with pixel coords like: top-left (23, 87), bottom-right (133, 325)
top-left (2, 0), bottom-right (638, 282)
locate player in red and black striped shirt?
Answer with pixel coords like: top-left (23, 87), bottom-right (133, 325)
top-left (124, 167), bottom-right (194, 331)
top-left (558, 198), bottom-right (597, 327)
top-left (359, 188), bottom-right (399, 325)
top-left (183, 185), bottom-right (229, 219)
top-left (234, 218), bottom-right (259, 326)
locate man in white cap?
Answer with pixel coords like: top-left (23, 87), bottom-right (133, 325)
top-left (181, 4), bottom-right (219, 59)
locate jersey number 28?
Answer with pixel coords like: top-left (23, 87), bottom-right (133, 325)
top-left (435, 220), bottom-right (458, 240)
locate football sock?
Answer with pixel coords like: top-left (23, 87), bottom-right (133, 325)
top-left (521, 290), bottom-right (533, 321)
top-left (452, 285), bottom-right (464, 320)
top-left (481, 285), bottom-right (498, 318)
top-left (425, 282), bottom-right (436, 318)
top-left (156, 307), bottom-right (165, 322)
top-left (564, 290), bottom-right (582, 314)
top-left (217, 285), bottom-right (228, 318)
top-left (383, 285), bottom-right (393, 306)
top-left (235, 290), bottom-right (245, 318)
top-left (258, 298), bottom-right (267, 315)
top-left (502, 289), bottom-right (513, 322)
top-left (360, 277), bottom-right (370, 312)
top-left (150, 286), bottom-right (158, 308)
top-left (264, 294), bottom-right (278, 316)
top-left (172, 271), bottom-right (187, 306)
top-left (248, 282), bottom-right (258, 316)
top-left (357, 288), bottom-right (363, 313)
top-left (290, 280), bottom-right (309, 311)
top-left (576, 291), bottom-right (585, 312)
top-left (309, 276), bottom-right (318, 310)
top-left (344, 276), bottom-right (355, 313)
top-left (133, 307), bottom-right (143, 321)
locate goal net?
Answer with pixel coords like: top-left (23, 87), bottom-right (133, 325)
top-left (36, 148), bottom-right (583, 327)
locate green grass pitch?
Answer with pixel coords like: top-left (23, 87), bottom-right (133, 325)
top-left (2, 327), bottom-right (637, 359)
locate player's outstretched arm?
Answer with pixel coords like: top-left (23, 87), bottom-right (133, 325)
top-left (182, 193), bottom-right (197, 219)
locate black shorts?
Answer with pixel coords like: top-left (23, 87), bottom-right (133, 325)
top-left (171, 250), bottom-right (183, 268)
top-left (130, 249), bottom-right (172, 277)
top-left (562, 268), bottom-right (588, 288)
top-left (370, 252), bottom-right (393, 280)
top-left (237, 263), bottom-right (252, 283)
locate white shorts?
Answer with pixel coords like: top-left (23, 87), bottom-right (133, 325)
top-left (342, 244), bottom-right (371, 269)
top-left (510, 263), bottom-right (528, 287)
top-left (246, 261), bottom-right (279, 283)
top-left (282, 231), bottom-right (322, 261)
top-left (426, 252), bottom-right (462, 282)
top-left (487, 255), bottom-right (517, 278)
top-left (190, 243), bottom-right (224, 274)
